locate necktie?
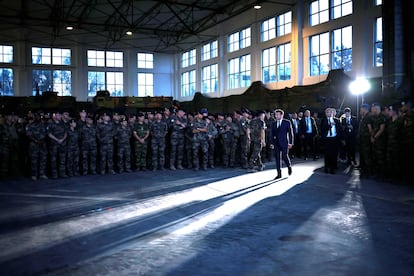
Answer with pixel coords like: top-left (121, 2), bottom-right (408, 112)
top-left (277, 120), bottom-right (280, 128)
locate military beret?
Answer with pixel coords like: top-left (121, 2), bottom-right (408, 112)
top-left (200, 108), bottom-right (208, 114)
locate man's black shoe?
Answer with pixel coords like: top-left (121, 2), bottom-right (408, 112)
top-left (274, 174), bottom-right (282, 180)
top-left (288, 167), bottom-right (292, 175)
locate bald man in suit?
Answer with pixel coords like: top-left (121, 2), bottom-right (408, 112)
top-left (270, 109), bottom-right (294, 179)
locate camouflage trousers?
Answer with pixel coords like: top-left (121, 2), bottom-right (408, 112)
top-left (99, 143), bottom-right (114, 173)
top-left (208, 138), bottom-right (215, 167)
top-left (249, 141), bottom-right (263, 169)
top-left (239, 135), bottom-right (250, 168)
top-left (81, 144), bottom-right (97, 174)
top-left (49, 143), bottom-right (67, 177)
top-left (134, 141), bottom-right (148, 169)
top-left (170, 134), bottom-right (184, 168)
top-left (29, 142), bottom-right (47, 177)
top-left (192, 138), bottom-right (208, 169)
top-left (151, 138), bottom-right (166, 169)
top-left (222, 138), bottom-right (236, 167)
top-left (117, 144), bottom-right (131, 172)
top-left (66, 146), bottom-right (80, 177)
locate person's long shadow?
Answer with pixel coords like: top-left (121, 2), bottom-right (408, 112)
top-left (165, 167), bottom-right (409, 275)
top-left (0, 175), bottom-right (285, 275)
top-left (0, 168), bottom-right (247, 235)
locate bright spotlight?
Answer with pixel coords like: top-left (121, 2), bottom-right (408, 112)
top-left (349, 78), bottom-right (370, 95)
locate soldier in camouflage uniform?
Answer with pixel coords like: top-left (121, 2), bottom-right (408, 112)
top-left (79, 116), bottom-right (98, 175)
top-left (220, 115), bottom-right (235, 168)
top-left (384, 104), bottom-right (402, 180)
top-left (232, 111), bottom-right (242, 167)
top-left (66, 119), bottom-right (80, 177)
top-left (115, 118), bottom-right (132, 173)
top-left (357, 103), bottom-right (373, 176)
top-left (214, 113), bottom-right (226, 166)
top-left (191, 110), bottom-right (209, 170)
top-left (150, 111), bottom-right (168, 171)
top-left (169, 109), bottom-right (187, 170)
top-left (97, 113), bottom-right (116, 174)
top-left (369, 103), bottom-right (387, 179)
top-left (133, 112), bottom-right (150, 171)
top-left (238, 109), bottom-right (251, 168)
top-left (184, 113), bottom-right (194, 168)
top-left (206, 116), bottom-right (218, 168)
top-left (0, 115), bottom-right (19, 179)
top-left (247, 111), bottom-right (266, 171)
top-left (47, 112), bottom-right (68, 178)
top-left (264, 110), bottom-right (276, 162)
top-left (399, 101), bottom-right (414, 183)
top-left (26, 113), bottom-right (48, 180)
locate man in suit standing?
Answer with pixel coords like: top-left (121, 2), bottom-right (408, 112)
top-left (320, 107), bottom-right (344, 174)
top-left (270, 109), bottom-right (294, 179)
top-left (299, 109), bottom-right (319, 160)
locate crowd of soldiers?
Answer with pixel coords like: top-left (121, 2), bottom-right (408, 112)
top-left (0, 107), bottom-right (270, 181)
top-left (0, 100), bottom-right (413, 184)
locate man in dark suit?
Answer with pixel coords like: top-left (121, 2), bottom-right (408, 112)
top-left (340, 107), bottom-right (358, 165)
top-left (270, 109), bottom-right (294, 179)
top-left (320, 107), bottom-right (344, 174)
top-left (299, 109), bottom-right (319, 160)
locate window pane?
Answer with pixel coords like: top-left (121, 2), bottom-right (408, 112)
top-left (88, 50), bottom-right (105, 67)
top-left (106, 51), bottom-right (123, 68)
top-left (32, 47), bottom-right (51, 64)
top-left (32, 69), bottom-right (52, 94)
top-left (88, 71), bottom-right (105, 97)
top-left (0, 46), bottom-right (13, 63)
top-left (107, 72), bottom-right (123, 96)
top-left (52, 48), bottom-right (71, 65)
top-left (0, 68), bottom-right (13, 96)
top-left (53, 70), bottom-right (72, 96)
top-left (137, 53), bottom-right (154, 69)
top-left (138, 73), bottom-right (154, 96)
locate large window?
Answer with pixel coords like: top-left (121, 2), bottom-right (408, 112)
top-left (31, 47), bottom-right (72, 95)
top-left (182, 49), bottom-right (196, 68)
top-left (262, 47), bottom-right (277, 83)
top-left (0, 68), bottom-right (13, 96)
top-left (0, 45), bottom-right (13, 63)
top-left (32, 47), bottom-right (71, 65)
top-left (375, 17), bottom-right (383, 67)
top-left (228, 27), bottom-right (251, 53)
top-left (331, 0), bottom-right (352, 19)
top-left (228, 55), bottom-right (251, 89)
top-left (202, 41), bottom-right (218, 61)
top-left (87, 50), bottom-right (124, 97)
top-left (278, 43), bottom-right (292, 81)
top-left (332, 26), bottom-right (352, 71)
top-left (32, 69), bottom-right (72, 96)
top-left (310, 0), bottom-right (329, 26)
top-left (0, 45), bottom-right (13, 96)
top-left (137, 53), bottom-right (153, 69)
top-left (87, 50), bottom-right (123, 67)
top-left (277, 11), bottom-right (292, 36)
top-left (310, 0), bottom-right (352, 26)
top-left (261, 18), bottom-right (276, 42)
top-left (137, 73), bottom-right (153, 96)
top-left (88, 71), bottom-right (123, 97)
top-left (376, 0), bottom-right (382, 5)
top-left (310, 32), bottom-right (330, 76)
top-left (181, 70), bottom-right (196, 97)
top-left (202, 64), bottom-right (218, 93)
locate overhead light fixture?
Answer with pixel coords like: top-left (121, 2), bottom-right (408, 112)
top-left (66, 26), bottom-right (74, 31)
top-left (254, 2), bottom-right (262, 9)
top-left (126, 31), bottom-right (133, 36)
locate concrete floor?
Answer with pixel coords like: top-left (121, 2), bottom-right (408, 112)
top-left (0, 158), bottom-right (413, 276)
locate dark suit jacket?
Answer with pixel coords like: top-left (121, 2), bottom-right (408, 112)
top-left (340, 115), bottom-right (358, 139)
top-left (320, 117), bottom-right (344, 141)
top-left (271, 119), bottom-right (294, 148)
top-left (299, 116), bottom-right (319, 136)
